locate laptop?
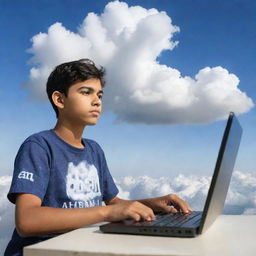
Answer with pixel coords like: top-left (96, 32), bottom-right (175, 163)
top-left (100, 112), bottom-right (243, 237)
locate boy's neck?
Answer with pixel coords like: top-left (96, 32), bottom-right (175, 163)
top-left (53, 119), bottom-right (86, 149)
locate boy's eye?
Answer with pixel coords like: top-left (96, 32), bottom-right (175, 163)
top-left (80, 91), bottom-right (103, 99)
top-left (81, 91), bottom-right (90, 95)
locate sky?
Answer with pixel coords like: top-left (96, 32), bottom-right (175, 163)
top-left (0, 0), bottom-right (256, 254)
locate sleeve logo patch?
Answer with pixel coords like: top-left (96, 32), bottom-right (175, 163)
top-left (18, 171), bottom-right (34, 182)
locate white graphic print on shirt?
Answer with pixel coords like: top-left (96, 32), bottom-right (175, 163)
top-left (18, 170), bottom-right (34, 182)
top-left (66, 161), bottom-right (101, 203)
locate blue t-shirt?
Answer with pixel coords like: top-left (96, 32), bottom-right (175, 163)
top-left (4, 130), bottom-right (118, 256)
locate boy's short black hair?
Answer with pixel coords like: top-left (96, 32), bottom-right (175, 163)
top-left (46, 58), bottom-right (105, 118)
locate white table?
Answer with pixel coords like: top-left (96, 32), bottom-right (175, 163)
top-left (24, 215), bottom-right (256, 256)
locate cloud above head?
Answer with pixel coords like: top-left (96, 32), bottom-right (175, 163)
top-left (24, 0), bottom-right (254, 124)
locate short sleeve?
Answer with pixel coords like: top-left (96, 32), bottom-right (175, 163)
top-left (101, 152), bottom-right (119, 202)
top-left (7, 140), bottom-right (51, 204)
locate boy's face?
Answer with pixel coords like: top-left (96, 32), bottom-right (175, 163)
top-left (59, 78), bottom-right (103, 126)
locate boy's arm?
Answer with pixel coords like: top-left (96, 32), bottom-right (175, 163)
top-left (16, 193), bottom-right (155, 237)
top-left (106, 195), bottom-right (192, 214)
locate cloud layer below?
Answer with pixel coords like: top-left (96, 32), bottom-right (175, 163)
top-left (0, 170), bottom-right (255, 252)
top-left (115, 170), bottom-right (256, 214)
top-left (24, 0), bottom-right (254, 124)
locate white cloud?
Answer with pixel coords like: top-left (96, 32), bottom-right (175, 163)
top-left (115, 174), bottom-right (210, 210)
top-left (224, 171), bottom-right (256, 214)
top-left (115, 170), bottom-right (256, 214)
top-left (23, 0), bottom-right (254, 124)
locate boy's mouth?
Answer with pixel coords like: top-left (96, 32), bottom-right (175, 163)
top-left (89, 110), bottom-right (101, 116)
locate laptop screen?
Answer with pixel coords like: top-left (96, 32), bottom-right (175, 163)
top-left (199, 112), bottom-right (243, 234)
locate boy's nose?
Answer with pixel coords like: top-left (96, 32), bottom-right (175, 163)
top-left (92, 101), bottom-right (101, 107)
top-left (92, 96), bottom-right (101, 106)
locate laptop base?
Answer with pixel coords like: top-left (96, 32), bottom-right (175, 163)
top-left (100, 222), bottom-right (199, 237)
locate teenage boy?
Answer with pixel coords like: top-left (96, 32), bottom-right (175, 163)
top-left (5, 59), bottom-right (192, 256)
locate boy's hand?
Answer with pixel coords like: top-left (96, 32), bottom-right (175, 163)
top-left (141, 194), bottom-right (192, 214)
top-left (104, 201), bottom-right (156, 222)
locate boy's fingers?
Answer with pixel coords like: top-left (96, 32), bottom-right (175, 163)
top-left (176, 199), bottom-right (192, 213)
top-left (160, 205), bottom-right (178, 214)
top-left (126, 201), bottom-right (155, 221)
top-left (169, 206), bottom-right (178, 213)
top-left (169, 195), bottom-right (192, 213)
top-left (136, 205), bottom-right (155, 221)
top-left (174, 200), bottom-right (189, 213)
top-left (131, 210), bottom-right (153, 222)
top-left (130, 212), bottom-right (141, 222)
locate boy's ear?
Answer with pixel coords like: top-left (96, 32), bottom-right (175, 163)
top-left (52, 91), bottom-right (65, 109)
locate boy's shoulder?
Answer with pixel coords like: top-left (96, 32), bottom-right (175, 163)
top-left (24, 130), bottom-right (53, 144)
top-left (19, 130), bottom-right (56, 153)
top-left (83, 138), bottom-right (104, 153)
top-left (84, 138), bottom-right (99, 147)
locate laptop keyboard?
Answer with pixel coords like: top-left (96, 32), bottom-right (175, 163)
top-left (151, 211), bottom-right (202, 227)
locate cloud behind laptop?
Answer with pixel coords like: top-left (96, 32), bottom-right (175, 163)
top-left (115, 170), bottom-right (256, 214)
top-left (23, 1), bottom-right (254, 125)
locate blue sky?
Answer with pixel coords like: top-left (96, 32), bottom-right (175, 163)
top-left (1, 1), bottom-right (256, 253)
top-left (0, 0), bottom-right (255, 180)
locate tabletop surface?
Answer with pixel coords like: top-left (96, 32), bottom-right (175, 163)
top-left (24, 215), bottom-right (256, 256)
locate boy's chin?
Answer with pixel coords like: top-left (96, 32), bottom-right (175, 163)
top-left (87, 123), bottom-right (97, 126)
top-left (80, 116), bottom-right (100, 126)
top-left (84, 120), bottom-right (99, 126)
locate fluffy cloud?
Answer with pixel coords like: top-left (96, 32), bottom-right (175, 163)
top-left (115, 170), bottom-right (256, 214)
top-left (224, 171), bottom-right (256, 214)
top-left (23, 1), bottom-right (254, 124)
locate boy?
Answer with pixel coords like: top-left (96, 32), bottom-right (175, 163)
top-left (5, 59), bottom-right (192, 256)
